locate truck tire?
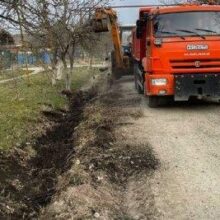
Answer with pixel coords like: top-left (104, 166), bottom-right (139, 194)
top-left (137, 83), bottom-right (143, 94)
top-left (134, 74), bottom-right (138, 90)
top-left (134, 62), bottom-right (144, 94)
top-left (148, 96), bottom-right (160, 108)
top-left (134, 72), bottom-right (143, 94)
top-left (148, 96), bottom-right (173, 108)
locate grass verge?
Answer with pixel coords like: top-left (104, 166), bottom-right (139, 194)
top-left (0, 67), bottom-right (94, 150)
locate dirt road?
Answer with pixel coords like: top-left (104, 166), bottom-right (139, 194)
top-left (0, 64), bottom-right (106, 84)
top-left (0, 67), bottom-right (44, 84)
top-left (117, 76), bottom-right (220, 220)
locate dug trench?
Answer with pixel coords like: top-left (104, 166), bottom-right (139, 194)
top-left (0, 75), bottom-right (160, 219)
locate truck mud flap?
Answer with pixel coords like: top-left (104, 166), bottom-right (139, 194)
top-left (174, 74), bottom-right (220, 101)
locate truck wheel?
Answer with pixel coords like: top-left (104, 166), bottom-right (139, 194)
top-left (148, 96), bottom-right (159, 108)
top-left (137, 83), bottom-right (144, 94)
top-left (134, 76), bottom-right (143, 94)
top-left (134, 63), bottom-right (144, 94)
top-left (148, 96), bottom-right (173, 108)
top-left (160, 96), bottom-right (173, 106)
top-left (134, 74), bottom-right (138, 90)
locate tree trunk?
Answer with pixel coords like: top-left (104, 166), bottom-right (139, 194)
top-left (66, 44), bottom-right (75, 91)
top-left (56, 60), bottom-right (63, 80)
top-left (64, 67), bottom-right (71, 90)
top-left (51, 50), bottom-right (58, 86)
top-left (61, 54), bottom-right (71, 90)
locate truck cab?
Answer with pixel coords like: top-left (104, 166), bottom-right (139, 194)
top-left (132, 4), bottom-right (220, 107)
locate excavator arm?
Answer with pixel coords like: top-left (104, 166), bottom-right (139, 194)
top-left (92, 8), bottom-right (124, 68)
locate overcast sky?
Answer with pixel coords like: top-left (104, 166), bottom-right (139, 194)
top-left (109, 0), bottom-right (161, 25)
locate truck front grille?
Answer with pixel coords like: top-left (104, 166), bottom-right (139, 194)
top-left (170, 59), bottom-right (220, 70)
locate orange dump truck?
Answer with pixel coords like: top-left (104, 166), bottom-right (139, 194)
top-left (132, 4), bottom-right (220, 107)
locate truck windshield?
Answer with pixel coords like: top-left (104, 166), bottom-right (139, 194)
top-left (154, 12), bottom-right (220, 38)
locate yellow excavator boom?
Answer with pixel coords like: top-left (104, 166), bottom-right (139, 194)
top-left (92, 8), bottom-right (124, 68)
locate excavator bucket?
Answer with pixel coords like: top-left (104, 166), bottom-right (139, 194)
top-left (91, 8), bottom-right (133, 79)
top-left (92, 9), bottom-right (109, 32)
top-left (92, 18), bottom-right (109, 32)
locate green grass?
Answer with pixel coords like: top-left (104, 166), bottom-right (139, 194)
top-left (0, 67), bottom-right (94, 150)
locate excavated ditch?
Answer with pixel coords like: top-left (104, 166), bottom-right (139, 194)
top-left (41, 78), bottom-right (160, 219)
top-left (0, 76), bottom-right (160, 219)
top-left (0, 89), bottom-right (97, 219)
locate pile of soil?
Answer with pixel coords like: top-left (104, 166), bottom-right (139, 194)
top-left (41, 79), bottom-right (159, 219)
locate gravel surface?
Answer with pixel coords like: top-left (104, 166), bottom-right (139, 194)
top-left (117, 76), bottom-right (220, 220)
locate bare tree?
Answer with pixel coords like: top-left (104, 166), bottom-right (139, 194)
top-left (0, 0), bottom-right (109, 89)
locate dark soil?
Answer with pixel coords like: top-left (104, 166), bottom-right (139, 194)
top-left (41, 78), bottom-right (159, 219)
top-left (89, 144), bottom-right (158, 185)
top-left (0, 76), bottom-right (160, 220)
top-left (0, 88), bottom-right (97, 219)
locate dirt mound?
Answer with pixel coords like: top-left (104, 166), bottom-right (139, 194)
top-left (90, 144), bottom-right (158, 185)
top-left (41, 78), bottom-right (159, 219)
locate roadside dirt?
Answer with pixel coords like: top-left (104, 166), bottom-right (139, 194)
top-left (0, 87), bottom-right (97, 219)
top-left (40, 76), bottom-right (159, 219)
top-left (2, 74), bottom-right (218, 219)
top-left (114, 76), bottom-right (220, 220)
top-left (0, 74), bottom-right (159, 219)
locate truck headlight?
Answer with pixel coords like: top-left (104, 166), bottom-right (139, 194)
top-left (151, 78), bottom-right (167, 86)
top-left (154, 38), bottom-right (163, 46)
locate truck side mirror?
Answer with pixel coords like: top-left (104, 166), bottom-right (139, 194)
top-left (136, 20), bottom-right (146, 39)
